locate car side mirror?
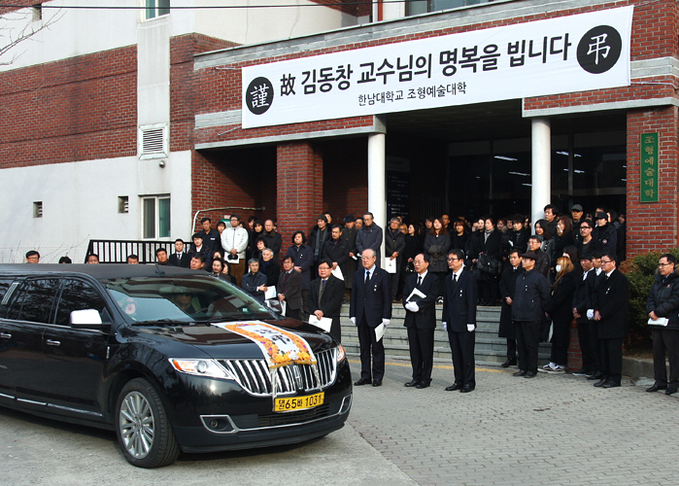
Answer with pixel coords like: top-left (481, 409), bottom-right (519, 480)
top-left (70, 309), bottom-right (104, 327)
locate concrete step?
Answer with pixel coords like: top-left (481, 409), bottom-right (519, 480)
top-left (339, 302), bottom-right (552, 367)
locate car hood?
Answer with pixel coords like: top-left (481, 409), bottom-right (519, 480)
top-left (133, 318), bottom-right (334, 360)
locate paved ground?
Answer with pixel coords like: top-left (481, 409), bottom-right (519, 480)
top-left (2, 358), bottom-right (678, 485)
top-left (348, 358), bottom-right (677, 486)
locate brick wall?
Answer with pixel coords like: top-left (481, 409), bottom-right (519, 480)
top-left (276, 141), bottom-right (324, 245)
top-left (625, 106), bottom-right (679, 257)
top-left (0, 46), bottom-right (137, 168)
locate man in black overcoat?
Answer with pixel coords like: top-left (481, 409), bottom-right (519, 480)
top-left (442, 248), bottom-right (478, 392)
top-left (498, 249), bottom-right (523, 367)
top-left (402, 253), bottom-right (441, 389)
top-left (592, 252), bottom-right (629, 388)
top-left (307, 260), bottom-right (345, 342)
top-left (350, 248), bottom-right (391, 387)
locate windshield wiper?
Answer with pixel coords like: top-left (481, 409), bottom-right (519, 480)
top-left (132, 318), bottom-right (190, 326)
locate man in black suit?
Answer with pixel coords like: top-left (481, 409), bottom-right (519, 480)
top-left (592, 252), bottom-right (629, 388)
top-left (350, 248), bottom-right (391, 387)
top-left (442, 248), bottom-right (478, 393)
top-left (277, 256), bottom-right (303, 320)
top-left (402, 253), bottom-right (440, 389)
top-left (307, 259), bottom-right (345, 342)
top-left (168, 239), bottom-right (191, 268)
top-left (571, 253), bottom-right (598, 377)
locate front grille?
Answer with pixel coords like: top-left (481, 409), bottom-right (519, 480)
top-left (219, 348), bottom-right (337, 397)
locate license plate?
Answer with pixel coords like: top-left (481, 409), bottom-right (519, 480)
top-left (274, 392), bottom-right (324, 412)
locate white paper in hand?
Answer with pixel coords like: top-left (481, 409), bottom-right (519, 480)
top-left (384, 258), bottom-right (397, 274)
top-left (374, 323), bottom-right (386, 342)
top-left (308, 315), bottom-right (333, 333)
top-left (331, 266), bottom-right (344, 281)
top-left (264, 285), bottom-right (277, 300)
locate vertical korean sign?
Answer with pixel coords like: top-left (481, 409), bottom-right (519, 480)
top-left (640, 133), bottom-right (659, 203)
top-left (242, 6), bottom-right (633, 129)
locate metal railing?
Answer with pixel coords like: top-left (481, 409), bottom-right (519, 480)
top-left (84, 239), bottom-right (184, 264)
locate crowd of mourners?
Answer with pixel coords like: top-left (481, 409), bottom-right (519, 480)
top-left (27, 203), bottom-right (679, 394)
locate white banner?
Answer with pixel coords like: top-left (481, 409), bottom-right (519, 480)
top-left (242, 6), bottom-right (633, 129)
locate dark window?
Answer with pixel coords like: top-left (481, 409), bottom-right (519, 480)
top-left (55, 279), bottom-right (110, 326)
top-left (6, 279), bottom-right (61, 323)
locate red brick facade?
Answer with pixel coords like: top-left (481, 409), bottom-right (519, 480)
top-left (625, 107), bottom-right (679, 256)
top-left (0, 46), bottom-right (138, 168)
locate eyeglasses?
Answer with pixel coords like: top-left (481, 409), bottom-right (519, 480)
top-left (447, 257), bottom-right (460, 261)
top-left (600, 259), bottom-right (612, 264)
top-left (659, 262), bottom-right (673, 267)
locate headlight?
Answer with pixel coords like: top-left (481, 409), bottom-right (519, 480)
top-left (169, 358), bottom-right (235, 380)
top-left (336, 345), bottom-right (346, 363)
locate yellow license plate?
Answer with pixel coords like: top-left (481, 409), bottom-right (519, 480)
top-left (274, 392), bottom-right (324, 412)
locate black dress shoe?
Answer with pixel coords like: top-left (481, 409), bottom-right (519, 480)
top-left (513, 370), bottom-right (527, 377)
top-left (593, 378), bottom-right (607, 387)
top-left (587, 371), bottom-right (604, 381)
top-left (445, 383), bottom-right (463, 391)
top-left (646, 383), bottom-right (667, 392)
top-left (524, 371), bottom-right (536, 378)
top-left (404, 379), bottom-right (419, 387)
top-left (571, 368), bottom-right (589, 376)
top-left (501, 359), bottom-right (517, 368)
top-left (602, 380), bottom-right (621, 388)
top-left (372, 379), bottom-right (382, 387)
top-left (460, 385), bottom-right (475, 393)
top-left (416, 382), bottom-right (430, 389)
top-left (354, 378), bottom-right (371, 386)
top-left (666, 386), bottom-right (678, 395)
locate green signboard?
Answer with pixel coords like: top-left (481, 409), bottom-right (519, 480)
top-left (640, 132), bottom-right (659, 203)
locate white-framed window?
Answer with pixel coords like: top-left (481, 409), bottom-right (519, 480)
top-left (139, 123), bottom-right (169, 159)
top-left (142, 195), bottom-right (171, 239)
top-left (144, 0), bottom-right (170, 20)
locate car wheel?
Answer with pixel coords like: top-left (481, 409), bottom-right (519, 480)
top-left (115, 378), bottom-right (180, 468)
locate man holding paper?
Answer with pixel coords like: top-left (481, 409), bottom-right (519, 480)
top-left (307, 259), bottom-right (345, 342)
top-left (442, 248), bottom-right (478, 393)
top-left (351, 248), bottom-right (391, 387)
top-left (646, 253), bottom-right (679, 394)
top-left (402, 253), bottom-right (440, 389)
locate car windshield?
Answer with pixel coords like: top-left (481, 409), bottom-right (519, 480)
top-left (103, 275), bottom-right (273, 325)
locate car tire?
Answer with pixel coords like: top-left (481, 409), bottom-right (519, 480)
top-left (115, 378), bottom-right (180, 468)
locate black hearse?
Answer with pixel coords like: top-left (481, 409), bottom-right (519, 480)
top-left (0, 264), bottom-right (352, 467)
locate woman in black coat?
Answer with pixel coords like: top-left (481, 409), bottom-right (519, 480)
top-left (423, 217), bottom-right (451, 297)
top-left (474, 217), bottom-right (502, 306)
top-left (543, 256), bottom-right (578, 373)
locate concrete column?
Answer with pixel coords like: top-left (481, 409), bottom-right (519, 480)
top-left (368, 119), bottom-right (387, 266)
top-left (531, 118), bottom-right (551, 227)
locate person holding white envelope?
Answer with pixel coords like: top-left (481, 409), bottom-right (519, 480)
top-left (307, 259), bottom-right (345, 343)
top-left (646, 253), bottom-right (679, 394)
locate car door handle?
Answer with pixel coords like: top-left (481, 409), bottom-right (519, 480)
top-left (0, 333), bottom-right (10, 339)
top-left (46, 339), bottom-right (61, 347)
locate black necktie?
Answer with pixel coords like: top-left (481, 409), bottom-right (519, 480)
top-left (417, 275), bottom-right (422, 286)
top-left (365, 271), bottom-right (370, 285)
top-left (453, 273), bottom-right (458, 283)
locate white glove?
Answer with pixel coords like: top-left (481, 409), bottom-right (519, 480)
top-left (350, 317), bottom-right (356, 326)
top-left (442, 322), bottom-right (447, 332)
top-left (405, 302), bottom-right (419, 313)
top-left (382, 319), bottom-right (390, 327)
top-left (467, 324), bottom-right (475, 332)
top-left (586, 309), bottom-right (594, 320)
